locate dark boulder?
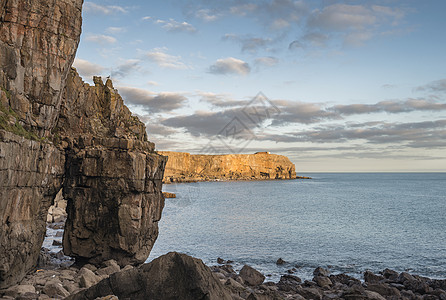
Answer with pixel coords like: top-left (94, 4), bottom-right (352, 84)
top-left (66, 252), bottom-right (232, 300)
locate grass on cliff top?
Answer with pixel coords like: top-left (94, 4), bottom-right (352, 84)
top-left (0, 92), bottom-right (46, 142)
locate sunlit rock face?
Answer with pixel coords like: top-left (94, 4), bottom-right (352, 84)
top-left (58, 71), bottom-right (167, 267)
top-left (159, 151), bottom-right (297, 183)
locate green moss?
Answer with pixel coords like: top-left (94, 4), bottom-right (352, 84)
top-left (1, 86), bottom-right (11, 100)
top-left (0, 101), bottom-right (46, 142)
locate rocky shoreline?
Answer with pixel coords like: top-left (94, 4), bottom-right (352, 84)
top-left (1, 249), bottom-right (445, 299)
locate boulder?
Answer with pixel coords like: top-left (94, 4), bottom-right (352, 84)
top-left (239, 265), bottom-right (265, 286)
top-left (66, 252), bottom-right (232, 300)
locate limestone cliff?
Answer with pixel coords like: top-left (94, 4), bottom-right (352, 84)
top-left (159, 151), bottom-right (296, 183)
top-left (0, 0), bottom-right (82, 288)
top-left (58, 70), bottom-right (166, 267)
top-left (0, 0), bottom-right (166, 288)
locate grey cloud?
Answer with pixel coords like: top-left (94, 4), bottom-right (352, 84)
top-left (208, 57), bottom-right (250, 75)
top-left (331, 99), bottom-right (446, 115)
top-left (144, 48), bottom-right (188, 69)
top-left (73, 58), bottom-right (105, 78)
top-left (416, 79), bottom-right (446, 93)
top-left (223, 34), bottom-right (274, 53)
top-left (271, 100), bottom-right (339, 125)
top-left (145, 123), bottom-right (178, 136)
top-left (197, 91), bottom-right (249, 108)
top-left (118, 87), bottom-right (187, 113)
top-left (111, 59), bottom-right (141, 78)
top-left (254, 56), bottom-right (279, 67)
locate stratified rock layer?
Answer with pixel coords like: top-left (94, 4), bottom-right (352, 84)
top-left (0, 1), bottom-right (166, 288)
top-left (59, 70), bottom-right (167, 267)
top-left (0, 0), bottom-right (82, 289)
top-left (0, 0), bottom-right (82, 136)
top-left (0, 130), bottom-right (64, 288)
top-left (159, 151), bottom-right (296, 183)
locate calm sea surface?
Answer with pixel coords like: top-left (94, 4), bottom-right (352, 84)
top-left (148, 173), bottom-right (446, 281)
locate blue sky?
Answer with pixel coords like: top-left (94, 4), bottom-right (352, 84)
top-left (74, 0), bottom-right (446, 172)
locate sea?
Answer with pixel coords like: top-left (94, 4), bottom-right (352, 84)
top-left (147, 173), bottom-right (446, 282)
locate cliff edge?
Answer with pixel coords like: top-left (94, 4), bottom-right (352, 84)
top-left (159, 151), bottom-right (296, 183)
top-left (0, 0), bottom-right (166, 288)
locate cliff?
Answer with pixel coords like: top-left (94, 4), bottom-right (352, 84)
top-left (0, 0), bottom-right (166, 288)
top-left (159, 151), bottom-right (296, 183)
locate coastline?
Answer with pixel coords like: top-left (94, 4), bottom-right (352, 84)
top-left (2, 247), bottom-right (445, 299)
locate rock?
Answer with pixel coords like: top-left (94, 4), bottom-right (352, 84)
top-left (313, 267), bottom-right (330, 277)
top-left (276, 258), bottom-right (286, 265)
top-left (52, 240), bottom-right (62, 246)
top-left (366, 283), bottom-right (401, 297)
top-left (162, 192), bottom-right (176, 198)
top-left (329, 273), bottom-right (361, 286)
top-left (159, 151), bottom-right (297, 183)
top-left (96, 264), bottom-right (121, 277)
top-left (314, 275), bottom-right (332, 288)
top-left (66, 252), bottom-right (232, 300)
top-left (364, 290), bottom-right (386, 300)
top-left (381, 268), bottom-right (399, 281)
top-left (2, 285), bottom-right (36, 298)
top-left (217, 257), bottom-right (225, 264)
top-left (364, 271), bottom-right (384, 284)
top-left (297, 287), bottom-right (323, 300)
top-left (0, 0), bottom-right (82, 288)
top-left (78, 267), bottom-right (100, 289)
top-left (239, 265), bottom-right (265, 286)
top-left (43, 281), bottom-right (70, 298)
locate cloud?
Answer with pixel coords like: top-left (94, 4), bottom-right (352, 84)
top-left (73, 58), bottom-right (105, 78)
top-left (416, 79), bottom-right (446, 93)
top-left (155, 19), bottom-right (197, 33)
top-left (111, 59), bottom-right (141, 78)
top-left (118, 87), bottom-right (187, 113)
top-left (106, 27), bottom-right (126, 34)
top-left (229, 4), bottom-right (258, 16)
top-left (254, 56), bottom-right (279, 67)
top-left (85, 34), bottom-right (117, 44)
top-left (84, 2), bottom-right (127, 15)
top-left (197, 91), bottom-right (248, 108)
top-left (162, 109), bottom-right (242, 137)
top-left (287, 120), bottom-right (446, 148)
top-left (331, 99), bottom-right (446, 115)
top-left (145, 123), bottom-right (178, 136)
top-left (195, 9), bottom-right (220, 22)
top-left (223, 34), bottom-right (274, 53)
top-left (145, 48), bottom-right (188, 69)
top-left (147, 81), bottom-right (159, 86)
top-left (208, 57), bottom-right (250, 75)
top-left (308, 4), bottom-right (377, 31)
top-left (271, 100), bottom-right (339, 125)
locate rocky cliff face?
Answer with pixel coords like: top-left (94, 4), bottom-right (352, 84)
top-left (59, 70), bottom-right (166, 266)
top-left (0, 0), bottom-right (83, 289)
top-left (0, 1), bottom-right (166, 288)
top-left (159, 151), bottom-right (296, 183)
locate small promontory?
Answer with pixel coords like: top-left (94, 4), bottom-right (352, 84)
top-left (159, 151), bottom-right (296, 183)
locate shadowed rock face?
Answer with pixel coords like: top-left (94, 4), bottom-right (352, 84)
top-left (0, 2), bottom-right (166, 288)
top-left (159, 151), bottom-right (297, 183)
top-left (0, 0), bottom-right (83, 136)
top-left (58, 70), bottom-right (167, 267)
top-left (0, 0), bottom-right (82, 289)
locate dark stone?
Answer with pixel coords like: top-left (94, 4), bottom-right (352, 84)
top-left (364, 270), bottom-right (384, 284)
top-left (66, 252), bottom-right (232, 300)
top-left (239, 265), bottom-right (265, 286)
top-left (313, 267), bottom-right (330, 277)
top-left (276, 258), bottom-right (285, 265)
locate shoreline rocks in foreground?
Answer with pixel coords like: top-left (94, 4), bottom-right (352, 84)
top-left (1, 252), bottom-right (445, 300)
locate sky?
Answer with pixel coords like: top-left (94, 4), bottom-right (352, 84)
top-left (73, 0), bottom-right (446, 172)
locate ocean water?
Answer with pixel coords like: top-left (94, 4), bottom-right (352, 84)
top-left (148, 173), bottom-right (446, 281)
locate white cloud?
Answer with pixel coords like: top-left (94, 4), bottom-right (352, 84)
top-left (111, 59), bottom-right (141, 78)
top-left (145, 48), bottom-right (189, 69)
top-left (155, 19), bottom-right (196, 33)
top-left (84, 2), bottom-right (127, 15)
top-left (208, 57), bottom-right (251, 75)
top-left (106, 27), bottom-right (126, 34)
top-left (195, 9), bottom-right (220, 22)
top-left (73, 58), bottom-right (105, 78)
top-left (147, 81), bottom-right (159, 86)
top-left (85, 34), bottom-right (117, 44)
top-left (254, 56), bottom-right (279, 67)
